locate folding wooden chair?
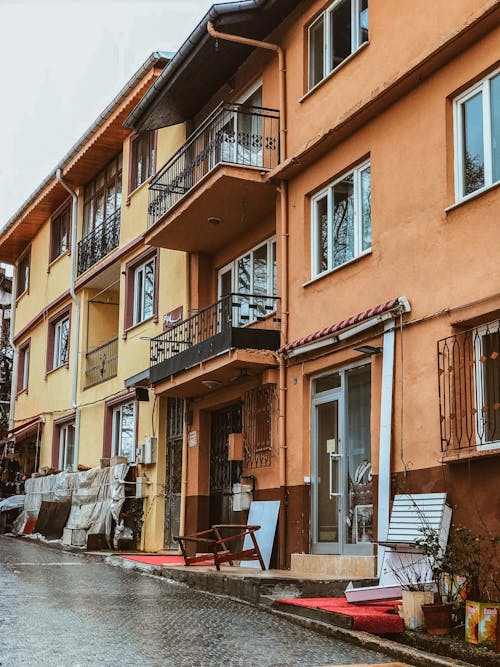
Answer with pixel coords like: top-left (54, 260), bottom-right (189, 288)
top-left (175, 523), bottom-right (265, 571)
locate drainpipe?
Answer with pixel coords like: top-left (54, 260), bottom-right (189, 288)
top-left (207, 21), bottom-right (289, 567)
top-left (55, 169), bottom-right (81, 469)
top-left (8, 269), bottom-right (18, 431)
top-left (178, 252), bottom-right (191, 542)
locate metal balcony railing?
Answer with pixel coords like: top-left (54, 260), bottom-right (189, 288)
top-left (150, 292), bottom-right (280, 369)
top-left (148, 103), bottom-right (280, 227)
top-left (77, 210), bottom-right (121, 275)
top-left (84, 337), bottom-right (118, 388)
top-left (438, 319), bottom-right (500, 452)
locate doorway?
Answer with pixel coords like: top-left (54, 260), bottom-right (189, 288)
top-left (164, 398), bottom-right (183, 549)
top-left (209, 403), bottom-right (242, 525)
top-left (311, 364), bottom-right (373, 555)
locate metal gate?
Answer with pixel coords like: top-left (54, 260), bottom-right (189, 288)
top-left (164, 398), bottom-right (183, 549)
top-left (210, 403), bottom-right (242, 525)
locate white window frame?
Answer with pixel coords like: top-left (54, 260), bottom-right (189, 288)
top-left (454, 68), bottom-right (500, 202)
top-left (133, 256), bottom-right (156, 325)
top-left (19, 343), bottom-right (29, 392)
top-left (308, 0), bottom-right (368, 90)
top-left (58, 422), bottom-right (76, 471)
top-left (474, 324), bottom-right (500, 451)
top-left (311, 160), bottom-right (371, 279)
top-left (111, 401), bottom-right (136, 462)
top-left (53, 316), bottom-right (70, 369)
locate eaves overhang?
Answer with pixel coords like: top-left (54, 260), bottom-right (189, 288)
top-left (124, 0), bottom-right (300, 132)
top-left (0, 52), bottom-right (171, 265)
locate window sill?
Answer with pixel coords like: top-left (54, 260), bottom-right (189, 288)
top-left (45, 362), bottom-right (69, 379)
top-left (47, 249), bottom-right (71, 273)
top-left (123, 313), bottom-right (158, 340)
top-left (445, 180), bottom-right (500, 214)
top-left (442, 443), bottom-right (500, 464)
top-left (126, 176), bottom-right (153, 205)
top-left (302, 250), bottom-right (372, 288)
top-left (16, 387), bottom-right (28, 399)
top-left (15, 288), bottom-right (29, 305)
top-left (300, 41), bottom-right (370, 104)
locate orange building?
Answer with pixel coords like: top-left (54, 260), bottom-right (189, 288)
top-left (128, 0), bottom-right (499, 573)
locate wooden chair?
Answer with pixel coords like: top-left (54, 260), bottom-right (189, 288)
top-left (175, 523), bottom-right (265, 571)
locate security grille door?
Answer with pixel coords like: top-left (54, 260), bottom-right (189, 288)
top-left (210, 404), bottom-right (242, 525)
top-left (164, 398), bottom-right (183, 549)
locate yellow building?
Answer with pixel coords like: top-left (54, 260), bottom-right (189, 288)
top-left (0, 52), bottom-right (188, 551)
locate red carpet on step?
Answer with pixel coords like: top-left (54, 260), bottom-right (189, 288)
top-left (119, 554), bottom-right (213, 566)
top-left (277, 597), bottom-right (403, 634)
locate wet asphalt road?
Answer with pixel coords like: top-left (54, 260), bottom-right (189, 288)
top-left (0, 536), bottom-right (393, 667)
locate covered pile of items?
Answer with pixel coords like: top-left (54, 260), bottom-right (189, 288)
top-left (12, 463), bottom-right (131, 549)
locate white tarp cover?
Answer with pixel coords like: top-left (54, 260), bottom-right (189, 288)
top-left (0, 495), bottom-right (25, 511)
top-left (13, 464), bottom-right (129, 543)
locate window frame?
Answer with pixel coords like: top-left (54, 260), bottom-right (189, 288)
top-left (17, 338), bottom-right (30, 394)
top-left (111, 400), bottom-right (137, 462)
top-left (454, 68), bottom-right (500, 202)
top-left (473, 323), bottom-right (500, 451)
top-left (83, 153), bottom-right (122, 237)
top-left (46, 307), bottom-right (71, 374)
top-left (217, 236), bottom-right (277, 300)
top-left (128, 130), bottom-right (157, 195)
top-left (308, 0), bottom-right (368, 90)
top-left (16, 247), bottom-right (30, 299)
top-left (49, 200), bottom-right (71, 264)
top-left (124, 248), bottom-right (160, 334)
top-left (311, 160), bottom-right (371, 279)
top-left (52, 413), bottom-right (76, 470)
top-left (133, 256), bottom-right (157, 326)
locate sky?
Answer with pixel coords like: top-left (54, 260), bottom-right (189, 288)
top-left (0, 0), bottom-right (218, 224)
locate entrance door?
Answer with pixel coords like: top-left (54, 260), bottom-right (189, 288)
top-left (164, 398), bottom-right (183, 549)
top-left (210, 404), bottom-right (242, 525)
top-left (311, 365), bottom-right (373, 555)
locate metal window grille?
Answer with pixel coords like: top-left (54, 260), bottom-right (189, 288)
top-left (243, 384), bottom-right (275, 468)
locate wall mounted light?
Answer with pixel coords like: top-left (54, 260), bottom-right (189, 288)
top-left (353, 345), bottom-right (383, 355)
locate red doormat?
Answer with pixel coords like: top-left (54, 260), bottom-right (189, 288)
top-left (119, 554), bottom-right (213, 566)
top-left (277, 597), bottom-right (404, 634)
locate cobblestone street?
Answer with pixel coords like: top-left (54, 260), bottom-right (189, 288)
top-left (0, 536), bottom-right (395, 667)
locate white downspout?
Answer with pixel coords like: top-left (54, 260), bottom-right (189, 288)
top-left (8, 269), bottom-right (18, 430)
top-left (55, 170), bottom-right (80, 468)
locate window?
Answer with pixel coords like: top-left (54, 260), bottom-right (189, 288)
top-left (218, 237), bottom-right (277, 325)
top-left (47, 310), bottom-right (70, 372)
top-left (16, 249), bottom-right (30, 298)
top-left (83, 154), bottom-right (122, 236)
top-left (17, 340), bottom-right (30, 393)
top-left (50, 204), bottom-right (71, 262)
top-left (308, 0), bottom-right (368, 89)
top-left (133, 256), bottom-right (156, 325)
top-left (474, 324), bottom-right (500, 447)
top-left (454, 69), bottom-right (500, 200)
top-left (112, 401), bottom-right (136, 462)
top-left (311, 161), bottom-right (371, 277)
top-left (130, 131), bottom-right (156, 192)
top-left (58, 422), bottom-right (76, 471)
top-left (124, 249), bottom-right (159, 332)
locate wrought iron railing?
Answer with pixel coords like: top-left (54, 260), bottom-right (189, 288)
top-left (150, 292), bottom-right (280, 368)
top-left (148, 103), bottom-right (280, 227)
top-left (438, 319), bottom-right (499, 452)
top-left (77, 210), bottom-right (121, 275)
top-left (85, 338), bottom-right (118, 388)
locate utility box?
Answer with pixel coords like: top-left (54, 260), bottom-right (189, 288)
top-left (143, 436), bottom-right (157, 465)
top-left (228, 433), bottom-right (244, 461)
top-left (232, 483), bottom-right (252, 511)
top-left (135, 476), bottom-right (147, 499)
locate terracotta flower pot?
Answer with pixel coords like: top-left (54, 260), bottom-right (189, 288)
top-left (422, 603), bottom-right (452, 635)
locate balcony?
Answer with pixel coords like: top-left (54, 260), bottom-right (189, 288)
top-left (77, 210), bottom-right (120, 276)
top-left (84, 337), bottom-right (118, 388)
top-left (146, 103), bottom-right (279, 253)
top-left (438, 319), bottom-right (499, 458)
top-left (150, 292), bottom-right (281, 387)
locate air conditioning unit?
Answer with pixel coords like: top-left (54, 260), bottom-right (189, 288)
top-left (143, 436), bottom-right (157, 465)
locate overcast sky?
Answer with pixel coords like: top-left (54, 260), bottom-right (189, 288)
top-left (0, 0), bottom-right (218, 225)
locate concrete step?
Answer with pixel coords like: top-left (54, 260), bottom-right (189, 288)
top-left (290, 554), bottom-right (376, 578)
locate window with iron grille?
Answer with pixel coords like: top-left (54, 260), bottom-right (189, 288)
top-left (243, 385), bottom-right (274, 468)
top-left (83, 154), bottom-right (122, 236)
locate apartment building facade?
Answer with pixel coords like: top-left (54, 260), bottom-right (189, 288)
top-left (126, 0), bottom-right (499, 571)
top-left (0, 52), bottom-right (188, 550)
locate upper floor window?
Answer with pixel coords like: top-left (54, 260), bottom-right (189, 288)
top-left (112, 401), bottom-right (136, 462)
top-left (16, 249), bottom-right (30, 298)
top-left (133, 256), bottom-right (156, 325)
top-left (130, 131), bottom-right (156, 192)
top-left (308, 0), bottom-right (368, 89)
top-left (47, 309), bottom-right (70, 372)
top-left (17, 339), bottom-right (30, 393)
top-left (83, 154), bottom-right (122, 236)
top-left (454, 70), bottom-right (500, 200)
top-left (58, 421), bottom-right (76, 471)
top-left (311, 161), bottom-right (371, 278)
top-left (50, 204), bottom-right (71, 262)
